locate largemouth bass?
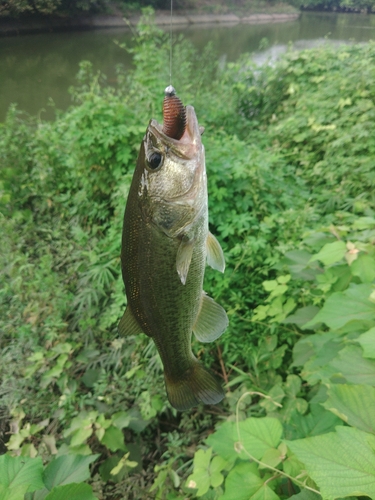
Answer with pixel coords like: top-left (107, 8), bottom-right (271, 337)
top-left (119, 89), bottom-right (228, 411)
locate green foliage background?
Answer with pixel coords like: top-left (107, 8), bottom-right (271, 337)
top-left (290, 0), bottom-right (375, 13)
top-left (1, 10), bottom-right (375, 500)
top-left (0, 0), bottom-right (294, 19)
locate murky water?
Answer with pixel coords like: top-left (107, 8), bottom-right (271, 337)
top-left (1, 12), bottom-right (375, 120)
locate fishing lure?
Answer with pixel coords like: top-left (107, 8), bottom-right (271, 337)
top-left (162, 85), bottom-right (187, 140)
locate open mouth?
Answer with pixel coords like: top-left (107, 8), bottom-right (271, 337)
top-left (149, 106), bottom-right (201, 160)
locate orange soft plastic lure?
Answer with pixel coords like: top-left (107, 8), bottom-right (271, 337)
top-left (162, 85), bottom-right (187, 140)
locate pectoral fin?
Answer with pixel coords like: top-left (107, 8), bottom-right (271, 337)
top-left (193, 293), bottom-right (229, 343)
top-left (118, 306), bottom-right (143, 337)
top-left (206, 232), bottom-right (225, 273)
top-left (176, 237), bottom-right (194, 285)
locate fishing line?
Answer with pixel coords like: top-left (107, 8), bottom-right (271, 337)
top-left (169, 0), bottom-right (173, 85)
top-left (162, 0), bottom-right (186, 141)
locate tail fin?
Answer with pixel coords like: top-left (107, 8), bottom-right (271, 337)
top-left (164, 361), bottom-right (225, 411)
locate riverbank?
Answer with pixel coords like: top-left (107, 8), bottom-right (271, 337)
top-left (0, 11), bottom-right (299, 36)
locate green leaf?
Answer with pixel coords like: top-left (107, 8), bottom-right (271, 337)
top-left (260, 385), bottom-right (285, 412)
top-left (0, 483), bottom-right (30, 500)
top-left (287, 426), bottom-right (375, 500)
top-left (206, 422), bottom-right (237, 462)
top-left (329, 345), bottom-right (375, 385)
top-left (194, 448), bottom-right (212, 470)
top-left (289, 490), bottom-right (321, 500)
top-left (305, 284), bottom-right (375, 330)
top-left (209, 456), bottom-right (226, 488)
top-left (285, 404), bottom-right (343, 440)
top-left (67, 427), bottom-right (92, 447)
top-left (44, 483), bottom-right (98, 500)
top-left (99, 456), bottom-right (126, 483)
top-left (186, 448), bottom-right (226, 496)
top-left (220, 462), bottom-right (262, 500)
top-left (284, 375), bottom-right (302, 398)
top-left (100, 426), bottom-right (126, 452)
top-left (282, 306), bottom-right (320, 327)
top-left (309, 241), bottom-right (346, 266)
top-left (250, 485), bottom-right (280, 500)
top-left (186, 449), bottom-right (212, 497)
top-left (237, 417), bottom-right (283, 460)
top-left (259, 448), bottom-right (282, 469)
top-left (295, 331), bottom-right (345, 385)
top-left (283, 453), bottom-right (306, 479)
top-left (0, 455), bottom-right (44, 492)
top-left (292, 337), bottom-right (317, 367)
top-left (323, 384), bottom-right (375, 434)
top-left (357, 327), bottom-right (375, 358)
top-left (111, 411), bottom-right (131, 429)
top-left (351, 254), bottom-right (375, 283)
top-left (43, 454), bottom-right (99, 490)
top-left (282, 250), bottom-right (318, 281)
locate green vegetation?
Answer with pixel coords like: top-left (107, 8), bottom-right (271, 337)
top-left (290, 0), bottom-right (375, 13)
top-left (1, 10), bottom-right (375, 499)
top-left (0, 0), bottom-right (105, 18)
top-left (0, 0), bottom-right (295, 19)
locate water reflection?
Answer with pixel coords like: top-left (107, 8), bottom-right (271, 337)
top-left (1, 12), bottom-right (374, 120)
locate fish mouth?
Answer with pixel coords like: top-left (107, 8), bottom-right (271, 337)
top-left (148, 105), bottom-right (202, 160)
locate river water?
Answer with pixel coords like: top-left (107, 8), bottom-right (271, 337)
top-left (1, 11), bottom-right (375, 120)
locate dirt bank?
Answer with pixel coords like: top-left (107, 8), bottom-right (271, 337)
top-left (0, 11), bottom-right (299, 36)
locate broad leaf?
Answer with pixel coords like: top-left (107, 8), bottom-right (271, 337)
top-left (323, 384), bottom-right (375, 433)
top-left (186, 449), bottom-right (211, 497)
top-left (43, 454), bottom-right (99, 490)
top-left (329, 345), bottom-right (375, 385)
top-left (351, 254), bottom-right (375, 283)
top-left (289, 490), bottom-right (321, 500)
top-left (282, 306), bottom-right (320, 328)
top-left (0, 455), bottom-right (44, 492)
top-left (292, 331), bottom-right (339, 368)
top-left (0, 483), bottom-right (30, 500)
top-left (251, 485), bottom-right (280, 500)
top-left (260, 448), bottom-right (283, 468)
top-left (299, 334), bottom-right (344, 386)
top-left (209, 456), bottom-right (226, 488)
top-left (44, 483), bottom-right (98, 500)
top-left (356, 327), bottom-right (375, 358)
top-left (282, 250), bottom-right (319, 280)
top-left (220, 462), bottom-right (263, 500)
top-left (237, 417), bottom-right (283, 460)
top-left (304, 284), bottom-right (375, 330)
top-left (287, 426), bottom-right (375, 500)
top-left (206, 421), bottom-right (237, 462)
top-left (285, 404), bottom-right (342, 440)
top-left (186, 448), bottom-right (226, 496)
top-left (309, 241), bottom-right (346, 266)
top-left (100, 426), bottom-right (126, 452)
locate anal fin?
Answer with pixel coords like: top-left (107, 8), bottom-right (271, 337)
top-left (118, 306), bottom-right (143, 337)
top-left (206, 232), bottom-right (225, 273)
top-left (193, 293), bottom-right (228, 343)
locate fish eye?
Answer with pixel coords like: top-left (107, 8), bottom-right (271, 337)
top-left (147, 152), bottom-right (163, 171)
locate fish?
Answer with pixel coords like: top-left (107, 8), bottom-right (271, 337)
top-left (119, 87), bottom-right (228, 411)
